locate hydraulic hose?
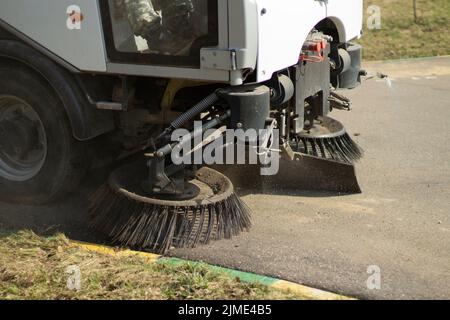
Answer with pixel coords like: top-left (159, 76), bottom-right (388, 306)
top-left (170, 92), bottom-right (219, 130)
top-left (154, 91), bottom-right (220, 143)
top-left (156, 110), bottom-right (230, 158)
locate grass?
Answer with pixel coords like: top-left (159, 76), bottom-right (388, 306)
top-left (0, 230), bottom-right (307, 300)
top-left (359, 0), bottom-right (450, 60)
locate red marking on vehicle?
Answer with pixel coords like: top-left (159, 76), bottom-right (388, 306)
top-left (69, 11), bottom-right (84, 24)
top-left (300, 39), bottom-right (328, 63)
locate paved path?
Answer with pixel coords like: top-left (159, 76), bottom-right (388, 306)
top-left (173, 57), bottom-right (450, 299)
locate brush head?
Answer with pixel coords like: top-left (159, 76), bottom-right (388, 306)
top-left (292, 116), bottom-right (363, 164)
top-left (89, 162), bottom-right (251, 254)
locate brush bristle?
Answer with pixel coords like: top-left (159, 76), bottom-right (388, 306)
top-left (295, 132), bottom-right (363, 164)
top-left (89, 185), bottom-right (251, 254)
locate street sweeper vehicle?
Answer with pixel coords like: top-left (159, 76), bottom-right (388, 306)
top-left (0, 0), bottom-right (364, 253)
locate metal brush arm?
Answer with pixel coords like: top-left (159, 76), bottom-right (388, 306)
top-left (145, 110), bottom-right (231, 196)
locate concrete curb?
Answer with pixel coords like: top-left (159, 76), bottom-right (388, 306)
top-left (363, 55), bottom-right (450, 78)
top-left (364, 55), bottom-right (450, 64)
top-left (72, 241), bottom-right (353, 300)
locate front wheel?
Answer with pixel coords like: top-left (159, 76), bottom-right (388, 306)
top-left (0, 64), bottom-right (88, 204)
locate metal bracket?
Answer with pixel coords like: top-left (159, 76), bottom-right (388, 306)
top-left (144, 155), bottom-right (186, 196)
top-left (200, 48), bottom-right (242, 71)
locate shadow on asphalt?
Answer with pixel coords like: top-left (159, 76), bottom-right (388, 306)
top-left (0, 158), bottom-right (115, 243)
top-left (0, 167), bottom-right (352, 246)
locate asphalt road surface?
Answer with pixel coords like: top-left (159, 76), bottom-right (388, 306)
top-left (1, 57), bottom-right (449, 300)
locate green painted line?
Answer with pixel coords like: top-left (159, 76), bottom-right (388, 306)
top-left (74, 241), bottom-right (352, 299)
top-left (160, 257), bottom-right (278, 286)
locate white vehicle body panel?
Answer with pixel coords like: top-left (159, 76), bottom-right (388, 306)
top-left (254, 0), bottom-right (363, 82)
top-left (254, 0), bottom-right (327, 82)
top-left (326, 0), bottom-right (364, 42)
top-left (0, 0), bottom-right (107, 72)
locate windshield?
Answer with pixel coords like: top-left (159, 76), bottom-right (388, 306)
top-left (108, 0), bottom-right (212, 57)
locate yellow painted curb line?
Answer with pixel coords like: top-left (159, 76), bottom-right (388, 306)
top-left (271, 280), bottom-right (353, 300)
top-left (72, 241), bottom-right (161, 263)
top-left (71, 241), bottom-right (353, 300)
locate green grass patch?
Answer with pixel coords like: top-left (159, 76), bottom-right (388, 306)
top-left (0, 230), bottom-right (308, 300)
top-left (359, 0), bottom-right (450, 60)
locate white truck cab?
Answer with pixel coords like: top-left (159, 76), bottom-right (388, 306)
top-left (0, 0), bottom-right (363, 85)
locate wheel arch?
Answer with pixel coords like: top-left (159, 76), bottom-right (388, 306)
top-left (0, 39), bottom-right (115, 141)
top-left (315, 17), bottom-right (347, 44)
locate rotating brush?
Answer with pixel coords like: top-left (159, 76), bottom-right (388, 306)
top-left (293, 116), bottom-right (363, 164)
top-left (89, 161), bottom-right (251, 254)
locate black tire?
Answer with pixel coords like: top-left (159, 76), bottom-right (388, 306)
top-left (0, 63), bottom-right (88, 204)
